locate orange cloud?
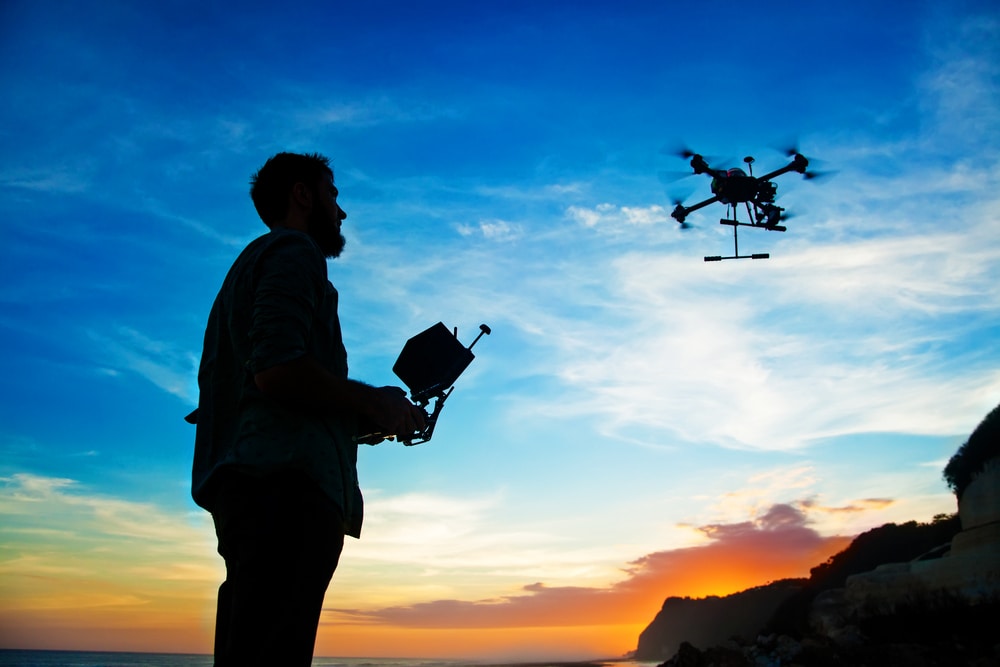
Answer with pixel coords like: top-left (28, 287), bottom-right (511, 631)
top-left (799, 497), bottom-right (895, 514)
top-left (327, 502), bottom-right (852, 638)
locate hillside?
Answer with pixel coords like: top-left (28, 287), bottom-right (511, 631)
top-left (764, 514), bottom-right (962, 637)
top-left (632, 515), bottom-right (962, 662)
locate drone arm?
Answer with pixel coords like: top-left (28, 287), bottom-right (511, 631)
top-left (756, 163), bottom-right (796, 182)
top-left (671, 195), bottom-right (720, 223)
top-left (758, 154), bottom-right (809, 182)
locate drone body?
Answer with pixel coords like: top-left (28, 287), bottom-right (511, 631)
top-left (671, 151), bottom-right (814, 261)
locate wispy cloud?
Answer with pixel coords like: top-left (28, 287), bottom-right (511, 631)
top-left (0, 473), bottom-right (208, 547)
top-left (456, 219), bottom-right (525, 242)
top-left (293, 92), bottom-right (466, 130)
top-left (347, 489), bottom-right (612, 584)
top-left (0, 165), bottom-right (94, 195)
top-left (88, 327), bottom-right (199, 403)
top-left (567, 203), bottom-right (670, 233)
top-left (0, 472), bottom-right (218, 651)
top-left (918, 12), bottom-right (1000, 147)
top-left (0, 473), bottom-right (218, 592)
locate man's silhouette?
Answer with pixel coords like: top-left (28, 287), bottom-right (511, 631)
top-left (190, 152), bottom-right (424, 665)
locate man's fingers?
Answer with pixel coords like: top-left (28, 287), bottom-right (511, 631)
top-left (408, 404), bottom-right (426, 433)
top-left (373, 386), bottom-right (426, 436)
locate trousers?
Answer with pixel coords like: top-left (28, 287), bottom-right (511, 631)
top-left (210, 470), bottom-right (346, 666)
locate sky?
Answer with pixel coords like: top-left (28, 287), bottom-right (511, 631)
top-left (0, 0), bottom-right (998, 661)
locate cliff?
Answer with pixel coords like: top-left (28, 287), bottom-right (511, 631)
top-left (633, 579), bottom-right (804, 661)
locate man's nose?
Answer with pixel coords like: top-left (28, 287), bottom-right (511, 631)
top-left (337, 205), bottom-right (347, 221)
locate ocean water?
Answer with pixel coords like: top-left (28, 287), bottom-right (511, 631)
top-left (0, 652), bottom-right (645, 667)
top-left (0, 653), bottom-right (211, 667)
top-left (0, 653), bottom-right (471, 667)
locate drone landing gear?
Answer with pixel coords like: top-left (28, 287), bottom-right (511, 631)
top-left (703, 216), bottom-right (785, 262)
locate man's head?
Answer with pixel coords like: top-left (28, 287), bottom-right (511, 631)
top-left (249, 152), bottom-right (347, 258)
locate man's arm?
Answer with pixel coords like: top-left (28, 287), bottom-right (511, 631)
top-left (254, 355), bottom-right (426, 438)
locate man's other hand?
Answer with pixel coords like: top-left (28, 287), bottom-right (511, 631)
top-left (370, 386), bottom-right (426, 438)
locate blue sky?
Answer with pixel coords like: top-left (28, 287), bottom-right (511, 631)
top-left (1, 0), bottom-right (998, 660)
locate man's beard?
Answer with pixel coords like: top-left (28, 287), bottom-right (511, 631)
top-left (307, 208), bottom-right (346, 259)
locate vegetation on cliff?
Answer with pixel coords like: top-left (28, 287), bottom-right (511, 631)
top-left (943, 401), bottom-right (1000, 501)
top-left (762, 514), bottom-right (961, 637)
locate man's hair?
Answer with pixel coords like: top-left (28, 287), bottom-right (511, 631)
top-left (249, 152), bottom-right (333, 227)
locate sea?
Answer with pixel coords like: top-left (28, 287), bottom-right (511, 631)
top-left (0, 651), bottom-right (653, 667)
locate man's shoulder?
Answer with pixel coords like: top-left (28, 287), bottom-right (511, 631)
top-left (246, 227), bottom-right (322, 257)
top-left (231, 228), bottom-right (325, 274)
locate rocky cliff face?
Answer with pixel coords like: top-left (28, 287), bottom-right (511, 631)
top-left (633, 579), bottom-right (803, 661)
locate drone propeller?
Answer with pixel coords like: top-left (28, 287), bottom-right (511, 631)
top-left (669, 196), bottom-right (696, 229)
top-left (667, 183), bottom-right (694, 204)
top-left (661, 143), bottom-right (726, 167)
top-left (773, 142), bottom-right (832, 180)
top-left (773, 136), bottom-right (809, 157)
top-left (657, 168), bottom-right (696, 185)
top-left (659, 142), bottom-right (699, 160)
top-left (802, 166), bottom-right (833, 181)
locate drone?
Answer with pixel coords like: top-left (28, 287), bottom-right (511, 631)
top-left (669, 149), bottom-right (818, 261)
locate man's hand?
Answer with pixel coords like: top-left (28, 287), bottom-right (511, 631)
top-left (368, 386), bottom-right (426, 438)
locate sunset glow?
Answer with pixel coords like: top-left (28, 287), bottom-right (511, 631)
top-left (1, 0), bottom-right (995, 661)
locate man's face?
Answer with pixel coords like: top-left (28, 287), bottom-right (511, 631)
top-left (307, 173), bottom-right (347, 258)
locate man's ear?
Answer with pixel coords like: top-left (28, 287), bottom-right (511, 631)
top-left (291, 182), bottom-right (313, 211)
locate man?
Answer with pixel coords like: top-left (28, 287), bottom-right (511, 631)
top-left (190, 152), bottom-right (425, 665)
